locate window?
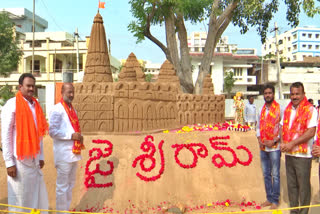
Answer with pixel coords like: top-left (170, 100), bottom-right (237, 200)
top-left (293, 34), bottom-right (297, 39)
top-left (30, 60), bottom-right (40, 72)
top-left (316, 34), bottom-right (319, 39)
top-left (293, 55), bottom-right (297, 60)
top-left (288, 37), bottom-right (291, 41)
top-left (308, 34), bottom-right (312, 38)
top-left (316, 45), bottom-right (319, 50)
top-left (288, 47), bottom-right (291, 51)
top-left (233, 68), bottom-right (243, 76)
top-left (302, 33), bottom-right (306, 37)
top-left (269, 44), bottom-right (272, 49)
top-left (293, 44), bottom-right (297, 50)
top-left (194, 39), bottom-right (200, 45)
top-left (302, 44), bottom-right (306, 48)
top-left (202, 47), bottom-right (205, 52)
top-left (194, 47), bottom-right (199, 52)
top-left (308, 45), bottom-right (312, 49)
top-left (279, 39), bottom-right (283, 44)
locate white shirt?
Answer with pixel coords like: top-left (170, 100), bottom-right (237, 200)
top-left (49, 102), bottom-right (81, 164)
top-left (1, 97), bottom-right (44, 168)
top-left (244, 103), bottom-right (256, 123)
top-left (280, 104), bottom-right (318, 158)
top-left (256, 104), bottom-right (284, 152)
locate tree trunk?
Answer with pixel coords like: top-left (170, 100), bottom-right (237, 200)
top-left (194, 1), bottom-right (238, 94)
top-left (194, 21), bottom-right (218, 94)
top-left (176, 14), bottom-right (194, 93)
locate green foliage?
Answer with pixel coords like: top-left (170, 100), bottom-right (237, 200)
top-left (224, 71), bottom-right (236, 97)
top-left (0, 12), bottom-right (23, 76)
top-left (145, 73), bottom-right (154, 82)
top-left (129, 0), bottom-right (320, 44)
top-left (0, 84), bottom-right (15, 106)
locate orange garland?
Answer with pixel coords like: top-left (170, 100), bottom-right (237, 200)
top-left (60, 98), bottom-right (85, 154)
top-left (259, 101), bottom-right (281, 150)
top-left (282, 96), bottom-right (313, 154)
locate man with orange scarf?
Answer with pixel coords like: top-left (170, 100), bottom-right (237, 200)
top-left (311, 110), bottom-right (320, 202)
top-left (1, 73), bottom-right (48, 213)
top-left (256, 84), bottom-right (283, 209)
top-left (49, 83), bottom-right (84, 213)
top-left (280, 82), bottom-right (317, 214)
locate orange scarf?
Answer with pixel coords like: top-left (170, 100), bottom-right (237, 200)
top-left (259, 101), bottom-right (281, 150)
top-left (282, 96), bottom-right (313, 154)
top-left (16, 91), bottom-right (48, 160)
top-left (60, 98), bottom-right (85, 154)
top-left (316, 117), bottom-right (320, 146)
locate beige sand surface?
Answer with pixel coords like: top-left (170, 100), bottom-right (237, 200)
top-left (1, 130), bottom-right (320, 214)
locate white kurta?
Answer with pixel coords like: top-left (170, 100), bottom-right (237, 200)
top-left (49, 102), bottom-right (81, 213)
top-left (280, 105), bottom-right (318, 158)
top-left (1, 97), bottom-right (48, 213)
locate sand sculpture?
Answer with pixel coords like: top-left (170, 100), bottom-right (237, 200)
top-left (72, 12), bottom-right (225, 133)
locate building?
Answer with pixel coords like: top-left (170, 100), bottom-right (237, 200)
top-left (255, 57), bottom-right (320, 100)
top-left (0, 8), bottom-right (47, 37)
top-left (262, 26), bottom-right (320, 62)
top-left (188, 32), bottom-right (259, 97)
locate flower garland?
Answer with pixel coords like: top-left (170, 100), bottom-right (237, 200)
top-left (209, 136), bottom-right (253, 168)
top-left (171, 143), bottom-right (208, 168)
top-left (132, 135), bottom-right (165, 182)
top-left (84, 139), bottom-right (114, 188)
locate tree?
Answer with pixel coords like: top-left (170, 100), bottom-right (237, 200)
top-left (0, 84), bottom-right (15, 105)
top-left (223, 71), bottom-right (236, 98)
top-left (128, 0), bottom-right (320, 94)
top-left (0, 12), bottom-right (23, 76)
top-left (145, 73), bottom-right (154, 82)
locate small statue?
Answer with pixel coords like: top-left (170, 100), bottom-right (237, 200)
top-left (233, 92), bottom-right (244, 125)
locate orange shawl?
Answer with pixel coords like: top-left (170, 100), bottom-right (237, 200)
top-left (282, 96), bottom-right (313, 154)
top-left (316, 117), bottom-right (320, 146)
top-left (259, 101), bottom-right (281, 150)
top-left (16, 91), bottom-right (48, 160)
top-left (60, 98), bottom-right (85, 154)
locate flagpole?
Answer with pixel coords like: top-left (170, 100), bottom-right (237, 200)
top-left (98, 0), bottom-right (100, 12)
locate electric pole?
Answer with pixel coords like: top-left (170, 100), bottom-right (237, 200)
top-left (74, 28), bottom-right (80, 77)
top-left (32, 0), bottom-right (35, 74)
top-left (271, 22), bottom-right (283, 99)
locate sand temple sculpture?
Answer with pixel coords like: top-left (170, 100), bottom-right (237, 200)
top-left (73, 12), bottom-right (225, 133)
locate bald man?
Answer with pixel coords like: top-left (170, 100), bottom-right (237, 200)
top-left (49, 83), bottom-right (84, 213)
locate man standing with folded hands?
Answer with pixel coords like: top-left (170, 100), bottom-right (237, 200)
top-left (49, 83), bottom-right (84, 213)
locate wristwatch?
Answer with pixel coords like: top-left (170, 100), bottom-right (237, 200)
top-left (273, 140), bottom-right (277, 145)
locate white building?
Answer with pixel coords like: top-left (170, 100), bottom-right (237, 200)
top-left (256, 57), bottom-right (320, 100)
top-left (188, 32), bottom-right (259, 96)
top-left (262, 26), bottom-right (320, 62)
top-left (0, 8), bottom-right (48, 33)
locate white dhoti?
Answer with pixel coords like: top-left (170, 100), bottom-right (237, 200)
top-left (56, 161), bottom-right (77, 213)
top-left (7, 160), bottom-right (48, 214)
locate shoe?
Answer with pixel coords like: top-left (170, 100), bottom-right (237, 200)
top-left (261, 201), bottom-right (272, 207)
top-left (270, 203), bottom-right (278, 209)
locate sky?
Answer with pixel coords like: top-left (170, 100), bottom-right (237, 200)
top-left (1, 0), bottom-right (319, 63)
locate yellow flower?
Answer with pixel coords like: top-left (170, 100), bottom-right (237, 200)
top-left (163, 130), bottom-right (169, 133)
top-left (225, 202), bottom-right (229, 207)
top-left (207, 203), bottom-right (213, 207)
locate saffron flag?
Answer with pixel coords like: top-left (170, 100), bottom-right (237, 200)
top-left (99, 1), bottom-right (105, 8)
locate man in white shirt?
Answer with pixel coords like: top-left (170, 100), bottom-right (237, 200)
top-left (245, 96), bottom-right (256, 129)
top-left (280, 82), bottom-right (317, 214)
top-left (1, 73), bottom-right (48, 213)
top-left (256, 84), bottom-right (283, 209)
top-left (49, 83), bottom-right (84, 213)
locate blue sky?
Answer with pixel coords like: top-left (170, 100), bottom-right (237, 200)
top-left (1, 0), bottom-right (319, 63)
